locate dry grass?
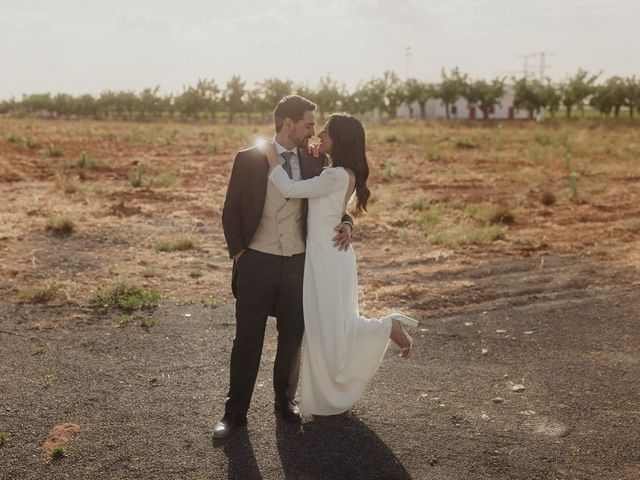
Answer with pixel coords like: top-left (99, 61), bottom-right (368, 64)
top-left (18, 282), bottom-right (66, 304)
top-left (155, 237), bottom-right (197, 252)
top-left (46, 216), bottom-right (75, 235)
top-left (53, 175), bottom-right (83, 195)
top-left (623, 218), bottom-right (640, 232)
top-left (92, 282), bottom-right (161, 312)
top-left (1, 117), bottom-right (639, 309)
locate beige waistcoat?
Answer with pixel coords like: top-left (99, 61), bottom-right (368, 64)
top-left (248, 179), bottom-right (305, 256)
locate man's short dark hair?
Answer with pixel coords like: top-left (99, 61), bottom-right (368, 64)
top-left (274, 95), bottom-right (316, 132)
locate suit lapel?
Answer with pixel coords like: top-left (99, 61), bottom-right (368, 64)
top-left (254, 152), bottom-right (270, 219)
top-left (298, 147), bottom-right (324, 180)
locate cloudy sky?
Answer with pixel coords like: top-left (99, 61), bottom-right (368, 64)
top-left (1, 0), bottom-right (638, 98)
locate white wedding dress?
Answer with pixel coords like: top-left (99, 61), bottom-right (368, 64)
top-left (269, 165), bottom-right (393, 415)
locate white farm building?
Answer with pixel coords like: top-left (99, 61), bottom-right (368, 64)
top-left (396, 86), bottom-right (532, 120)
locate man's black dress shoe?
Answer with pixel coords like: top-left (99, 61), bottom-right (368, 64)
top-left (212, 414), bottom-right (247, 440)
top-left (274, 399), bottom-right (301, 423)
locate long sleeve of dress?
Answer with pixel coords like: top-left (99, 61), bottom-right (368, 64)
top-left (268, 165), bottom-right (344, 199)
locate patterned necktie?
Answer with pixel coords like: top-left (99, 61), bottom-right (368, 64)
top-left (280, 151), bottom-right (294, 179)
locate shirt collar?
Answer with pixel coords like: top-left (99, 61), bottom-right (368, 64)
top-left (273, 138), bottom-right (297, 157)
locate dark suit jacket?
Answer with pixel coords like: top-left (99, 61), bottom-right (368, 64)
top-left (221, 145), bottom-right (353, 298)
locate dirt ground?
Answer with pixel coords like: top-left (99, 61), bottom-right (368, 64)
top-left (0, 118), bottom-right (639, 479)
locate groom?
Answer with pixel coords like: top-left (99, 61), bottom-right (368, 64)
top-left (215, 95), bottom-right (353, 439)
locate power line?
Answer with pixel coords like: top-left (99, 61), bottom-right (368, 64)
top-left (518, 52), bottom-right (553, 81)
top-left (404, 46), bottom-right (412, 80)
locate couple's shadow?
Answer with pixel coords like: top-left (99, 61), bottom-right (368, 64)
top-left (218, 415), bottom-right (412, 479)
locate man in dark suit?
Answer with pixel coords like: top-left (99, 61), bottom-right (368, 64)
top-left (214, 95), bottom-right (353, 439)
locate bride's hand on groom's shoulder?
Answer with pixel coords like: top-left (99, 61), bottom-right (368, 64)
top-left (307, 143), bottom-right (320, 158)
top-left (257, 140), bottom-right (278, 166)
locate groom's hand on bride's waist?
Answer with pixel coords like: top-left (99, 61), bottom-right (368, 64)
top-left (332, 222), bottom-right (353, 251)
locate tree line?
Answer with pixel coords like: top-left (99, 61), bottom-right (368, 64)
top-left (1, 69), bottom-right (638, 121)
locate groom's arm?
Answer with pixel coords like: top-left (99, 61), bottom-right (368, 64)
top-left (333, 215), bottom-right (354, 251)
top-left (341, 213), bottom-right (354, 229)
top-left (221, 152), bottom-right (246, 259)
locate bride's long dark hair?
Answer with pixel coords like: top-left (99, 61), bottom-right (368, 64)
top-left (327, 114), bottom-right (371, 212)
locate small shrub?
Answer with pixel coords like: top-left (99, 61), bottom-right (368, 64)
top-left (33, 346), bottom-right (46, 355)
top-left (139, 316), bottom-right (156, 329)
top-left (7, 133), bottom-right (22, 145)
top-left (203, 292), bottom-right (219, 308)
top-left (190, 269), bottom-right (203, 278)
top-left (221, 316), bottom-right (236, 325)
top-left (515, 236), bottom-right (534, 246)
top-left (51, 445), bottom-right (66, 459)
top-left (467, 204), bottom-right (514, 225)
top-left (0, 432), bottom-right (7, 446)
top-left (424, 145), bottom-right (443, 161)
top-left (116, 314), bottom-right (131, 326)
top-left (384, 160), bottom-right (393, 178)
top-left (208, 142), bottom-right (220, 155)
top-left (489, 206), bottom-right (516, 225)
top-left (624, 218), bottom-right (640, 232)
top-left (130, 162), bottom-right (144, 188)
top-left (175, 298), bottom-right (195, 306)
top-left (141, 262), bottom-right (163, 278)
top-left (450, 200), bottom-right (465, 210)
top-left (148, 172), bottom-right (177, 188)
top-left (416, 204), bottom-right (447, 233)
top-left (409, 197), bottom-right (430, 211)
top-left (19, 282), bottom-right (64, 303)
top-left (92, 283), bottom-right (160, 312)
top-left (466, 225), bottom-right (507, 244)
top-left (155, 237), bottom-right (196, 252)
top-left (47, 144), bottom-right (64, 157)
top-left (568, 172), bottom-right (579, 202)
top-left (541, 190), bottom-right (556, 206)
top-left (46, 216), bottom-right (75, 235)
top-left (563, 141), bottom-right (579, 202)
top-left (147, 376), bottom-right (158, 384)
top-left (42, 374), bottom-right (55, 387)
top-left (75, 151), bottom-right (98, 169)
top-left (384, 134), bottom-right (399, 143)
top-left (382, 159), bottom-right (400, 179)
top-left (431, 225), bottom-right (507, 246)
top-left (534, 134), bottom-right (553, 146)
top-left (456, 138), bottom-right (477, 149)
top-left (54, 176), bottom-right (82, 195)
top-left (26, 137), bottom-right (42, 149)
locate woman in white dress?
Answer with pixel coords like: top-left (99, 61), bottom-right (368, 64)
top-left (262, 114), bottom-right (418, 416)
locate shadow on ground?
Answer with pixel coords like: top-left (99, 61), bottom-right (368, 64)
top-left (216, 416), bottom-right (412, 480)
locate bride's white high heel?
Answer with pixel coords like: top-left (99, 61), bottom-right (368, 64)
top-left (387, 313), bottom-right (419, 328)
top-left (386, 313), bottom-right (419, 359)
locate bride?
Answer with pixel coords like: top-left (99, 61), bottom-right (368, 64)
top-left (261, 113), bottom-right (418, 416)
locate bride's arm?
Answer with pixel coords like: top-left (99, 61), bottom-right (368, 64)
top-left (269, 166), bottom-right (341, 198)
top-left (259, 141), bottom-right (342, 198)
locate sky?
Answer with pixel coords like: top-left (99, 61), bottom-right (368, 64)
top-left (1, 0), bottom-right (639, 99)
